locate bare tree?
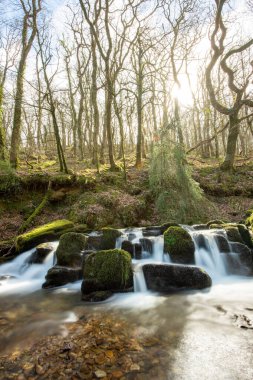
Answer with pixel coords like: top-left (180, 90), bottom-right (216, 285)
top-left (206, 0), bottom-right (253, 171)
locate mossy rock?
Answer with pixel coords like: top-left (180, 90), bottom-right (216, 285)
top-left (101, 228), bottom-right (122, 249)
top-left (56, 232), bottom-right (87, 267)
top-left (82, 249), bottom-right (133, 293)
top-left (15, 220), bottom-right (74, 253)
top-left (207, 220), bottom-right (225, 227)
top-left (160, 222), bottom-right (179, 234)
top-left (164, 226), bottom-right (195, 264)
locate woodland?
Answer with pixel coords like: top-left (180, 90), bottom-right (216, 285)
top-left (0, 1), bottom-right (253, 380)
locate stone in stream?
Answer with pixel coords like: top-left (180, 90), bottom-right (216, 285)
top-left (82, 249), bottom-right (133, 297)
top-left (163, 226), bottom-right (195, 264)
top-left (214, 234), bottom-right (230, 253)
top-left (143, 226), bottom-right (162, 237)
top-left (121, 240), bottom-right (134, 257)
top-left (140, 238), bottom-right (153, 254)
top-left (192, 224), bottom-right (208, 230)
top-left (42, 266), bottom-right (82, 288)
top-left (56, 232), bottom-right (87, 267)
top-left (195, 234), bottom-right (208, 250)
top-left (226, 242), bottom-right (253, 275)
top-left (134, 243), bottom-right (142, 260)
top-left (87, 228), bottom-right (122, 250)
top-left (143, 264), bottom-right (212, 292)
top-left (27, 242), bottom-right (55, 264)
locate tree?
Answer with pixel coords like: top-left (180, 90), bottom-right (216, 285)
top-left (206, 0), bottom-right (253, 171)
top-left (9, 0), bottom-right (42, 168)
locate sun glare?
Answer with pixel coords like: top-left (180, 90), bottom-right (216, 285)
top-left (171, 82), bottom-right (194, 108)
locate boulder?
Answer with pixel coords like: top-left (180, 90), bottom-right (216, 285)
top-left (121, 240), bottom-right (134, 257)
top-left (56, 232), bottom-right (87, 267)
top-left (82, 249), bottom-right (133, 294)
top-left (140, 238), bottom-right (153, 254)
top-left (87, 228), bottom-right (122, 251)
top-left (160, 222), bottom-right (179, 234)
top-left (143, 264), bottom-right (212, 292)
top-left (42, 266), bottom-right (82, 288)
top-left (207, 220), bottom-right (225, 227)
top-left (214, 234), bottom-right (230, 253)
top-left (224, 226), bottom-right (243, 244)
top-left (195, 234), bottom-right (208, 250)
top-left (143, 226), bottom-right (162, 237)
top-left (227, 242), bottom-right (253, 275)
top-left (28, 243), bottom-right (55, 264)
top-left (192, 224), bottom-right (208, 230)
top-left (163, 226), bottom-right (195, 264)
top-left (15, 220), bottom-right (74, 253)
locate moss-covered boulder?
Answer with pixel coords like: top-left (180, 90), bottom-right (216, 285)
top-left (101, 228), bottom-right (122, 249)
top-left (164, 226), bottom-right (195, 264)
top-left (207, 220), bottom-right (225, 227)
top-left (209, 223), bottom-right (253, 248)
top-left (56, 232), bottom-right (87, 267)
top-left (82, 249), bottom-right (133, 294)
top-left (87, 228), bottom-right (122, 251)
top-left (15, 220), bottom-right (74, 253)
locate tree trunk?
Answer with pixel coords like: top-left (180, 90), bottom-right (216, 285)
top-left (220, 114), bottom-right (239, 171)
top-left (0, 81), bottom-right (6, 160)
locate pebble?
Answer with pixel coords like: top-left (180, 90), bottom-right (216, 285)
top-left (130, 364), bottom-right (140, 371)
top-left (95, 369), bottom-right (107, 378)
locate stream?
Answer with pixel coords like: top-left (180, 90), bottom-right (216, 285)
top-left (1, 227), bottom-right (253, 379)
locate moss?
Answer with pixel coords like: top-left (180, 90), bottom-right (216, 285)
top-left (0, 160), bottom-right (21, 194)
top-left (207, 220), bottom-right (225, 227)
top-left (101, 227), bottom-right (122, 249)
top-left (164, 226), bottom-right (195, 264)
top-left (56, 232), bottom-right (87, 267)
top-left (15, 219), bottom-right (74, 252)
top-left (83, 249), bottom-right (133, 292)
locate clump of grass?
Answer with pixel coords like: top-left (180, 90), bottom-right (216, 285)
top-left (0, 160), bottom-right (21, 193)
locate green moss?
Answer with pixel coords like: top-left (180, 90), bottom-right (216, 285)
top-left (101, 227), bottom-right (122, 249)
top-left (83, 249), bottom-right (133, 291)
top-left (164, 226), bottom-right (195, 264)
top-left (15, 219), bottom-right (74, 252)
top-left (207, 220), bottom-right (225, 227)
top-left (56, 232), bottom-right (87, 267)
top-left (0, 161), bottom-right (21, 193)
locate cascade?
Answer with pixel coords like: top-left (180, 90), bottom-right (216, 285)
top-left (0, 226), bottom-right (250, 295)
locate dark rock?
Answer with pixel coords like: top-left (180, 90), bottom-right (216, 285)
top-left (195, 234), bottom-right (208, 250)
top-left (42, 266), bottom-right (82, 288)
top-left (28, 243), bottom-right (55, 264)
top-left (227, 242), bottom-right (253, 275)
top-left (56, 232), bottom-right (87, 267)
top-left (192, 224), bottom-right (208, 230)
top-left (87, 228), bottom-right (122, 251)
top-left (128, 233), bottom-right (137, 241)
top-left (225, 226), bottom-right (243, 244)
top-left (87, 234), bottom-right (104, 250)
top-left (134, 243), bottom-right (142, 260)
top-left (0, 275), bottom-right (16, 281)
top-left (140, 238), bottom-right (153, 254)
top-left (81, 288), bottom-right (113, 302)
top-left (82, 249), bottom-right (133, 294)
top-left (143, 226), bottom-right (162, 237)
top-left (143, 264), bottom-right (212, 292)
top-left (237, 224), bottom-right (253, 248)
top-left (164, 226), bottom-right (195, 264)
top-left (121, 240), bottom-right (134, 257)
top-left (214, 234), bottom-right (230, 253)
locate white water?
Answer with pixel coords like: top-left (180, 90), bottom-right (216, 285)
top-left (0, 242), bottom-right (58, 294)
top-left (0, 226), bottom-right (251, 295)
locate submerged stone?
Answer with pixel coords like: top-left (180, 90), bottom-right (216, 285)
top-left (143, 264), bottom-right (212, 292)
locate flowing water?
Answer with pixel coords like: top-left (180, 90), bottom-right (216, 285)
top-left (1, 227), bottom-right (253, 379)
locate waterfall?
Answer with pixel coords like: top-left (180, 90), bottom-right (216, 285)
top-left (0, 243), bottom-right (57, 294)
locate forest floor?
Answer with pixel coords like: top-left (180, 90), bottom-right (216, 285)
top-left (0, 155), bottom-right (253, 242)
